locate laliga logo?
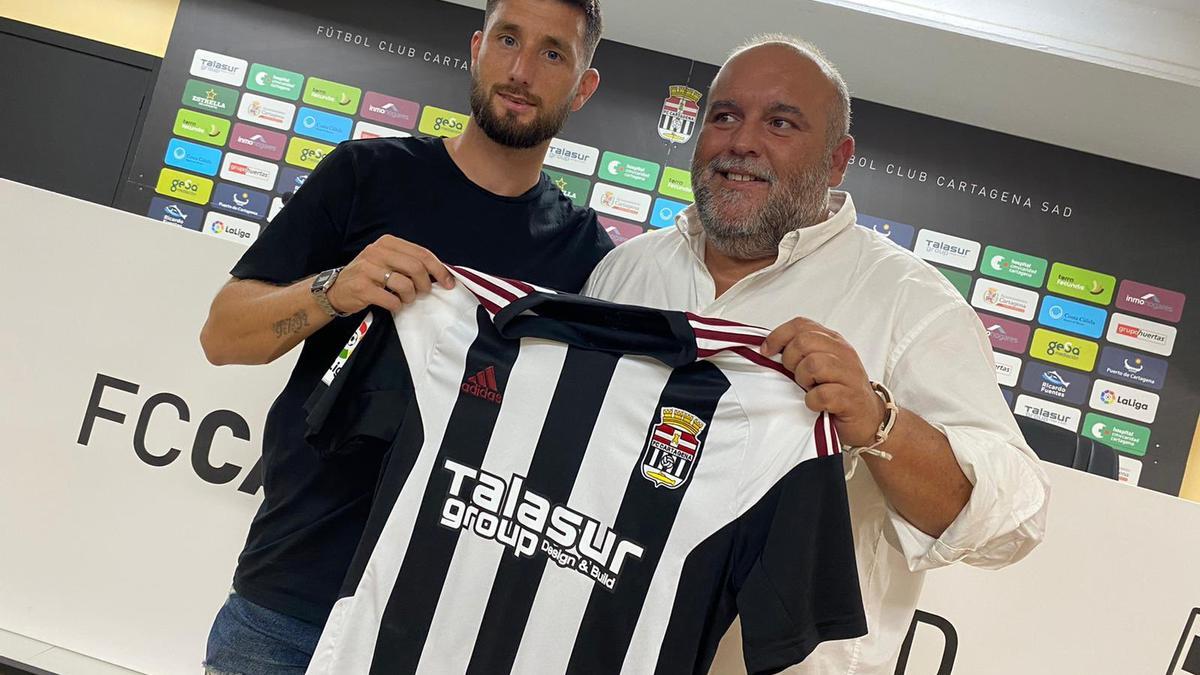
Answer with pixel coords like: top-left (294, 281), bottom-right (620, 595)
top-left (1100, 390), bottom-right (1116, 404)
top-left (210, 220), bottom-right (225, 235)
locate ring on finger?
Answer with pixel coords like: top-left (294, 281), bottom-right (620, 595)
top-left (383, 270), bottom-right (393, 287)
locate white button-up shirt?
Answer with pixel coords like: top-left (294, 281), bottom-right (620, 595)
top-left (583, 191), bottom-right (1050, 674)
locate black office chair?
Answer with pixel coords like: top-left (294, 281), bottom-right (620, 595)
top-left (1014, 416), bottom-right (1119, 480)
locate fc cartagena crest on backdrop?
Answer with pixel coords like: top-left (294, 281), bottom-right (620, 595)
top-left (658, 85), bottom-right (703, 144)
top-left (642, 407), bottom-right (707, 489)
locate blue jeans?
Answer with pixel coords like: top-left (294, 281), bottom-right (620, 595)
top-left (204, 591), bottom-right (323, 675)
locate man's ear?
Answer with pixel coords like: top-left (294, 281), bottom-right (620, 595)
top-left (571, 68), bottom-right (601, 112)
top-left (828, 135), bottom-right (855, 188)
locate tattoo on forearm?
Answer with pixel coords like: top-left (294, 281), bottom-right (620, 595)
top-left (272, 310), bottom-right (310, 338)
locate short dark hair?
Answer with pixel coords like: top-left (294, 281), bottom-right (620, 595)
top-left (483, 0), bottom-right (603, 63)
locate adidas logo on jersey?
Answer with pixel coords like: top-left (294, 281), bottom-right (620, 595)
top-left (461, 365), bottom-right (503, 403)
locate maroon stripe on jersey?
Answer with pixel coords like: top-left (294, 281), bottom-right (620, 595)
top-left (815, 413), bottom-right (829, 457)
top-left (685, 312), bottom-right (769, 331)
top-left (504, 277), bottom-right (536, 294)
top-left (453, 266), bottom-right (519, 302)
top-left (695, 346), bottom-right (794, 379)
top-left (693, 328), bottom-right (765, 347)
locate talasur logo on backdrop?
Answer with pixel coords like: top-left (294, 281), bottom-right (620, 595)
top-left (658, 85), bottom-right (702, 144)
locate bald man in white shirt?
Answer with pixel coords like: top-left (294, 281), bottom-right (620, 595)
top-left (584, 36), bottom-right (1050, 674)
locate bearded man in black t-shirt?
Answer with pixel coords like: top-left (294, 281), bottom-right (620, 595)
top-left (198, 1), bottom-right (609, 671)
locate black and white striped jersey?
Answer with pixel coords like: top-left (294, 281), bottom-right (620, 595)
top-left (303, 267), bottom-right (866, 675)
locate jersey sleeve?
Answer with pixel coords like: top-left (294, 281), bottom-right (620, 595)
top-left (732, 456), bottom-right (867, 674)
top-left (303, 311), bottom-right (412, 458)
top-left (230, 141), bottom-right (357, 284)
top-left (304, 285), bottom-right (478, 457)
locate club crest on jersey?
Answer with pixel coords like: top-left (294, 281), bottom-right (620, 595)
top-left (657, 85), bottom-right (702, 144)
top-left (321, 313), bottom-right (373, 385)
top-left (641, 407), bottom-right (706, 489)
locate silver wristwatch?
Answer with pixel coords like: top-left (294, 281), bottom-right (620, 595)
top-left (311, 266), bottom-right (350, 318)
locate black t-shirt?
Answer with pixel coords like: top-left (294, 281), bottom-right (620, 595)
top-left (228, 136), bottom-right (613, 625)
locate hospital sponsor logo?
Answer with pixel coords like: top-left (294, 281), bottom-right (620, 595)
top-left (590, 183), bottom-right (652, 222)
top-left (979, 245), bottom-right (1047, 288)
top-left (203, 211), bottom-right (260, 246)
top-left (1020, 362), bottom-right (1089, 405)
top-left (237, 93), bottom-right (297, 131)
top-left (970, 279), bottom-right (1039, 321)
top-left (977, 312), bottom-right (1031, 354)
top-left (599, 151), bottom-right (661, 190)
top-left (1090, 379), bottom-right (1159, 424)
top-left (229, 123), bottom-right (287, 161)
top-left (440, 459), bottom-right (644, 591)
top-left (1096, 346), bottom-right (1167, 391)
top-left (1029, 328), bottom-right (1099, 371)
top-left (1014, 394), bottom-right (1081, 432)
top-left (992, 352), bottom-right (1021, 387)
top-left (1048, 262), bottom-right (1115, 306)
top-left (1082, 412), bottom-right (1150, 457)
top-left (914, 229), bottom-right (980, 271)
top-left (544, 137), bottom-right (599, 176)
top-left (1105, 312), bottom-right (1177, 357)
top-left (246, 63), bottom-right (304, 100)
top-left (181, 79), bottom-right (238, 116)
top-left (219, 152), bottom-right (278, 191)
top-left (359, 92), bottom-right (419, 129)
top-left (1115, 280), bottom-right (1185, 323)
top-left (189, 49), bottom-right (247, 87)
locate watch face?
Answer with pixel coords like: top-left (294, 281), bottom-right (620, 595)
top-left (313, 269), bottom-right (335, 291)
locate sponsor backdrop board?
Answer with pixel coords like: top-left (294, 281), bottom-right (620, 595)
top-left (116, 1), bottom-right (1200, 495)
top-left (5, 179), bottom-right (1200, 675)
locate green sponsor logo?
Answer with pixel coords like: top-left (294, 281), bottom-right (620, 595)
top-left (937, 267), bottom-right (972, 300)
top-left (247, 64), bottom-right (305, 100)
top-left (418, 106), bottom-right (469, 137)
top-left (599, 151), bottom-right (661, 190)
top-left (181, 80), bottom-right (238, 116)
top-left (173, 108), bottom-right (230, 146)
top-left (658, 167), bottom-right (693, 202)
top-left (286, 137), bottom-right (335, 169)
top-left (302, 76), bottom-right (361, 112)
top-left (979, 245), bottom-right (1047, 288)
top-left (544, 169), bottom-right (591, 207)
top-left (1048, 262), bottom-right (1115, 305)
top-left (155, 168), bottom-right (213, 205)
top-left (1029, 328), bottom-right (1099, 371)
top-left (1082, 413), bottom-right (1150, 456)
